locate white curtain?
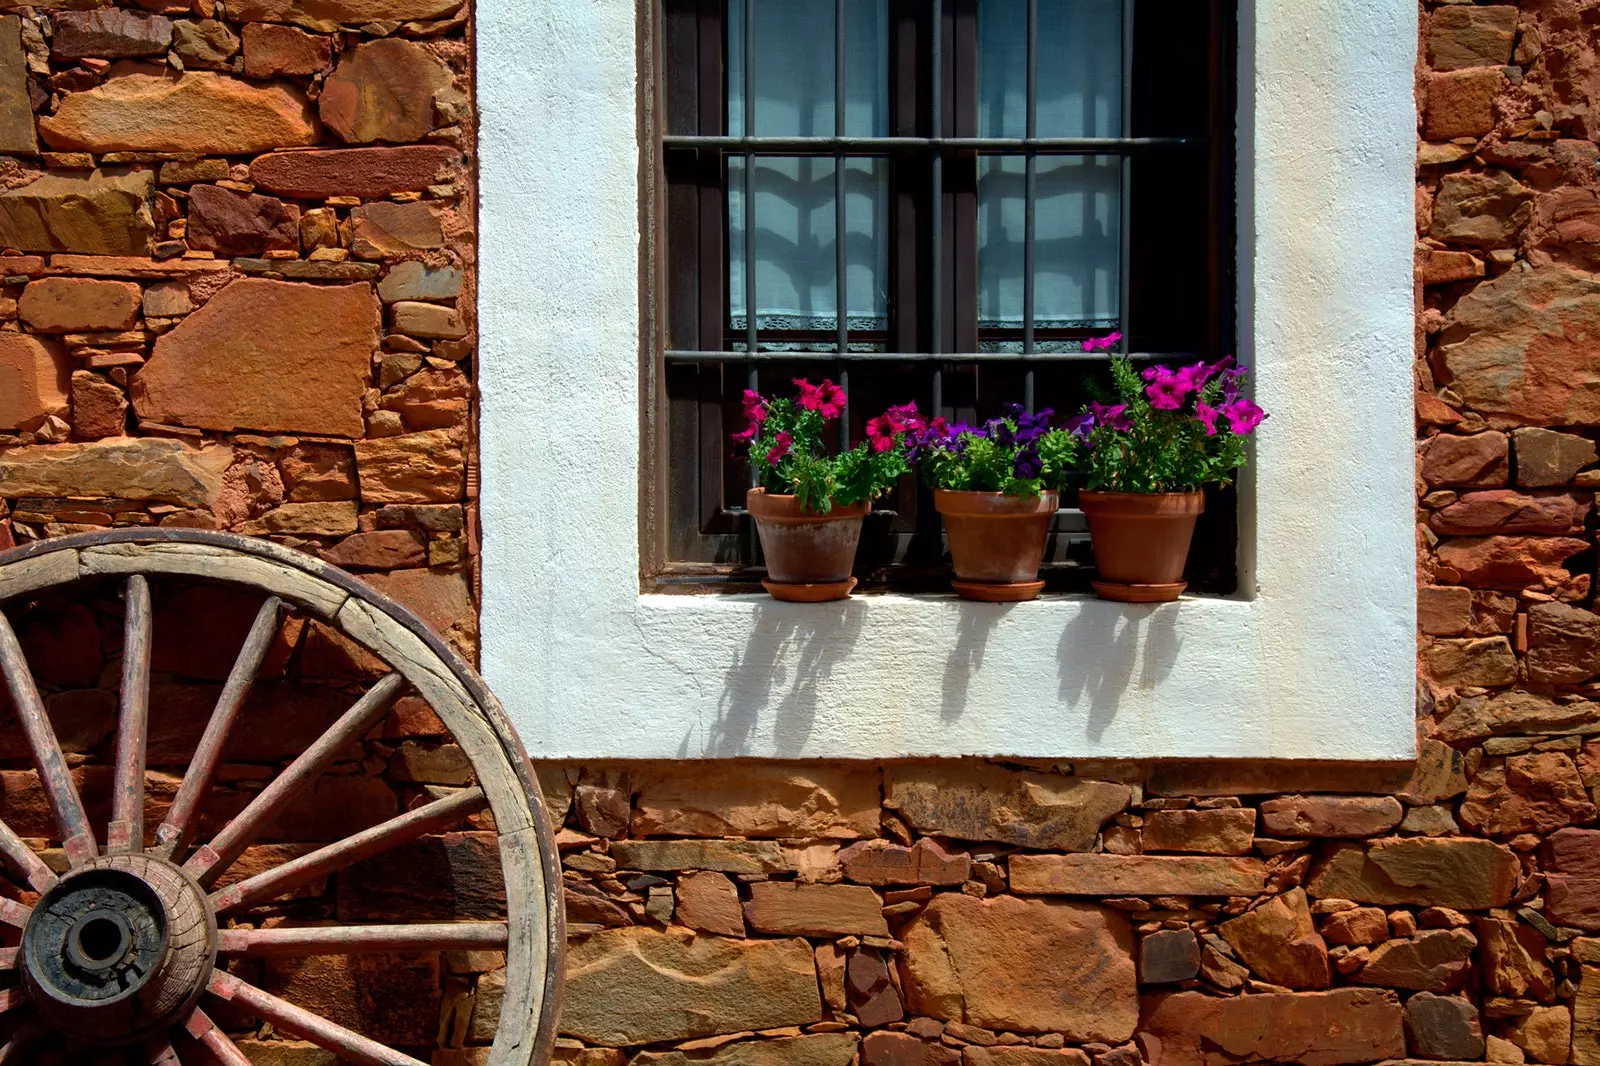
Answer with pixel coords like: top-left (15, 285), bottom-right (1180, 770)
top-left (728, 0), bottom-right (890, 336)
top-left (728, 0), bottom-right (1123, 341)
top-left (978, 0), bottom-right (1122, 333)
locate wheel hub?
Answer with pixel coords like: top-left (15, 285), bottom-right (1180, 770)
top-left (21, 855), bottom-right (218, 1046)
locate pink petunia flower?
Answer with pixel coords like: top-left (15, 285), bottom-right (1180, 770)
top-left (1088, 401), bottom-right (1131, 432)
top-left (766, 431), bottom-right (793, 464)
top-left (1194, 402), bottom-right (1221, 437)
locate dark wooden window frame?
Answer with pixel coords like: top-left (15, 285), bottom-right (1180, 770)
top-left (641, 0), bottom-right (1238, 593)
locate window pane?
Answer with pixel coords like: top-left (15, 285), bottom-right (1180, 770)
top-left (727, 1), bottom-right (889, 340)
top-left (729, 157), bottom-right (889, 337)
top-left (977, 0), bottom-right (1123, 138)
top-left (977, 155), bottom-right (1121, 338)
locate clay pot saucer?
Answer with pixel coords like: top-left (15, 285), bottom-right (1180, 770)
top-left (950, 579), bottom-right (1045, 603)
top-left (762, 577), bottom-right (858, 602)
top-left (1091, 579), bottom-right (1187, 603)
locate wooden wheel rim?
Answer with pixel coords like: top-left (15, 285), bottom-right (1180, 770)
top-left (0, 529), bottom-right (565, 1066)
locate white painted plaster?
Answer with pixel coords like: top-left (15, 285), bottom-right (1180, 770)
top-left (476, 0), bottom-right (1418, 760)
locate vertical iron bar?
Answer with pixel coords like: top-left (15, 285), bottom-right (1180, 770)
top-left (1117, 0), bottom-right (1133, 355)
top-left (930, 0), bottom-right (943, 415)
top-left (744, 0), bottom-right (760, 565)
top-left (1022, 0), bottom-right (1038, 411)
top-left (835, 0), bottom-right (850, 449)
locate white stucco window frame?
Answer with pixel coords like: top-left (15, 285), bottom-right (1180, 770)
top-left (474, 0), bottom-right (1418, 761)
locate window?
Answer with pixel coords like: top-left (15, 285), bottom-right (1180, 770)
top-left (474, 0), bottom-right (1418, 761)
top-left (654, 0), bottom-right (1237, 591)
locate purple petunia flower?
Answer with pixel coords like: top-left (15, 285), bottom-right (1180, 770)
top-left (1013, 446), bottom-right (1043, 480)
top-left (1088, 402), bottom-right (1131, 433)
top-left (1064, 412), bottom-right (1095, 441)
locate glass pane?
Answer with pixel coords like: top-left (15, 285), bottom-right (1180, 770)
top-left (977, 155), bottom-right (1121, 337)
top-left (728, 1), bottom-right (889, 341)
top-left (977, 0), bottom-right (1123, 138)
top-left (729, 156), bottom-right (889, 337)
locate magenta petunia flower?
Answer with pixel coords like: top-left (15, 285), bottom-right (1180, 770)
top-left (1082, 330), bottom-right (1123, 353)
top-left (1144, 368), bottom-right (1192, 411)
top-left (865, 416), bottom-right (895, 452)
top-left (766, 431), bottom-right (793, 464)
top-left (1088, 401), bottom-right (1131, 432)
top-left (1194, 402), bottom-right (1221, 437)
top-left (1222, 399), bottom-right (1265, 434)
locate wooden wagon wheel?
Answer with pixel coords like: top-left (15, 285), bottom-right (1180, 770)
top-left (0, 529), bottom-right (564, 1065)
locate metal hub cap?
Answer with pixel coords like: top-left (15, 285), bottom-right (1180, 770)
top-left (21, 856), bottom-right (217, 1046)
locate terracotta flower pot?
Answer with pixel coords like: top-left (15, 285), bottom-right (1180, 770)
top-left (1078, 490), bottom-right (1205, 602)
top-left (747, 488), bottom-right (868, 601)
top-left (934, 489), bottom-right (1059, 602)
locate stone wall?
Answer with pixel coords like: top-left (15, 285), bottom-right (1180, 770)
top-left (4, 0), bottom-right (1600, 1065)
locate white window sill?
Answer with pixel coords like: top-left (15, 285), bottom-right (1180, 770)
top-left (473, 0), bottom-right (1419, 761)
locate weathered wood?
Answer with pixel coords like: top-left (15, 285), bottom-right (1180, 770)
top-left (183, 1007), bottom-right (253, 1066)
top-left (0, 531), bottom-right (562, 1066)
top-left (0, 948), bottom-right (16, 971)
top-left (0, 1021), bottom-right (44, 1065)
top-left (185, 671), bottom-right (408, 887)
top-left (0, 611), bottom-right (96, 867)
top-left (0, 898), bottom-right (29, 929)
top-left (208, 971), bottom-right (429, 1066)
top-left (0, 549), bottom-right (80, 603)
top-left (109, 574), bottom-right (152, 855)
top-left (219, 921), bottom-right (509, 956)
top-left (0, 817), bottom-right (56, 893)
top-left (151, 596), bottom-right (283, 861)
top-left (80, 543), bottom-right (348, 619)
top-left (210, 787), bottom-right (487, 914)
top-left (147, 1039), bottom-right (182, 1066)
top-left (0, 987), bottom-right (23, 1014)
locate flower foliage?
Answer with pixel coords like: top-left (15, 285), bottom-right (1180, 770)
top-left (1070, 343), bottom-right (1266, 493)
top-left (912, 405), bottom-right (1079, 498)
top-left (734, 379), bottom-right (918, 514)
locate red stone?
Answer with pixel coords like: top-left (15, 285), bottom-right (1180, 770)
top-left (320, 529), bottom-right (426, 570)
top-left (320, 38), bottom-right (457, 144)
top-left (241, 23), bottom-right (332, 77)
top-left (838, 837), bottom-right (971, 886)
top-left (70, 370), bottom-right (128, 439)
top-left (132, 278), bottom-right (378, 438)
top-left (1429, 490), bottom-right (1589, 535)
top-left (1434, 536), bottom-right (1588, 590)
top-left (185, 184), bottom-right (300, 256)
top-left (1306, 838), bottom-right (1519, 909)
top-left (1418, 586), bottom-right (1472, 636)
top-left (51, 9), bottom-right (172, 58)
top-left (1421, 432), bottom-right (1508, 488)
top-left (1356, 928), bottom-right (1477, 993)
top-left (0, 333), bottom-right (71, 432)
top-left (339, 831), bottom-right (503, 921)
top-left (1258, 795), bottom-right (1404, 838)
top-left (1217, 888), bottom-right (1330, 990)
top-left (1476, 916), bottom-right (1557, 1000)
top-left (1424, 68), bottom-right (1503, 140)
top-left (1427, 5), bottom-right (1517, 70)
top-left (1137, 989), bottom-right (1404, 1066)
top-left (1544, 828), bottom-right (1600, 931)
top-left (1527, 602), bottom-right (1600, 683)
top-left (1440, 266), bottom-right (1600, 426)
top-left (863, 1033), bottom-right (961, 1066)
top-left (1140, 807), bottom-right (1256, 854)
top-left (1321, 907), bottom-right (1388, 947)
top-left (1461, 752), bottom-right (1598, 835)
top-left (18, 277), bottom-right (141, 333)
top-left (250, 146), bottom-right (463, 199)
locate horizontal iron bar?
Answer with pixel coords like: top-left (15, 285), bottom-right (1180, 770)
top-left (665, 349), bottom-right (1201, 363)
top-left (662, 135), bottom-right (1203, 155)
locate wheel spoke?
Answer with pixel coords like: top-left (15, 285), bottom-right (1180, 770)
top-left (151, 596), bottom-right (282, 861)
top-left (207, 971), bottom-right (428, 1066)
top-left (0, 1020), bottom-right (43, 1065)
top-left (0, 948), bottom-right (16, 971)
top-left (0, 897), bottom-right (31, 929)
top-left (0, 988), bottom-right (23, 1015)
top-left (147, 1038), bottom-right (182, 1066)
top-left (185, 672), bottom-right (408, 887)
top-left (0, 610), bottom-right (96, 866)
top-left (182, 1007), bottom-right (252, 1066)
top-left (109, 575), bottom-right (153, 855)
top-left (210, 787), bottom-right (486, 914)
top-left (0, 817), bottom-right (55, 893)
top-left (219, 921), bottom-right (508, 956)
